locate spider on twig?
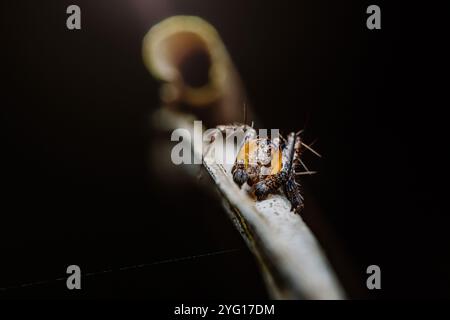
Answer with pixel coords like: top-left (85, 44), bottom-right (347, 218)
top-left (231, 128), bottom-right (320, 214)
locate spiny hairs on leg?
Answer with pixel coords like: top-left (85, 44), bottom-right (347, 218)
top-left (285, 173), bottom-right (304, 214)
top-left (286, 133), bottom-right (306, 214)
top-left (284, 133), bottom-right (320, 213)
top-left (284, 133), bottom-right (304, 213)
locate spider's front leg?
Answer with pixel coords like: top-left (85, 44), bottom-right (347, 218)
top-left (284, 173), bottom-right (304, 214)
top-left (284, 133), bottom-right (305, 214)
top-left (231, 162), bottom-right (248, 187)
top-left (254, 171), bottom-right (288, 200)
top-left (232, 152), bottom-right (261, 187)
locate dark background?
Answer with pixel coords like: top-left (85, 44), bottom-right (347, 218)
top-left (1, 0), bottom-right (448, 299)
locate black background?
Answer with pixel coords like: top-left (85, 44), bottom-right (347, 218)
top-left (1, 0), bottom-right (448, 299)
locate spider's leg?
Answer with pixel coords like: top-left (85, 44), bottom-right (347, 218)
top-left (283, 134), bottom-right (306, 213)
top-left (254, 171), bottom-right (287, 200)
top-left (232, 162), bottom-right (248, 187)
top-left (284, 173), bottom-right (304, 214)
top-left (246, 164), bottom-right (261, 186)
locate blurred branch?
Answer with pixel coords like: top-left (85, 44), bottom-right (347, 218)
top-left (144, 16), bottom-right (345, 299)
